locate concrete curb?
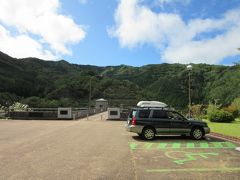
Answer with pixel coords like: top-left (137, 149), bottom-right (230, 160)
top-left (209, 132), bottom-right (240, 145)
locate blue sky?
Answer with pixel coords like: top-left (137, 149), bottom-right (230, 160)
top-left (0, 0), bottom-right (240, 66)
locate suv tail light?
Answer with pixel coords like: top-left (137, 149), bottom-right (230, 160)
top-left (131, 116), bottom-right (136, 125)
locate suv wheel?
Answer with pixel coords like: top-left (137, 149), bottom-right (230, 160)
top-left (191, 127), bottom-right (204, 140)
top-left (142, 127), bottom-right (155, 140)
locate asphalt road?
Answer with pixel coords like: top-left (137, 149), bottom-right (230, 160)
top-left (0, 112), bottom-right (239, 180)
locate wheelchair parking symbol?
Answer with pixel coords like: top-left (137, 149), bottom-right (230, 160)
top-left (165, 151), bottom-right (219, 165)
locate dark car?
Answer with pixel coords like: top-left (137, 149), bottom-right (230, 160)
top-left (125, 107), bottom-right (210, 140)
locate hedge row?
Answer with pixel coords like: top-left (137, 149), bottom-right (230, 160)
top-left (209, 110), bottom-right (235, 123)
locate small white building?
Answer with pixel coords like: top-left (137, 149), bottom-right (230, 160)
top-left (58, 108), bottom-right (72, 119)
top-left (107, 108), bottom-right (120, 120)
top-left (95, 98), bottom-right (108, 110)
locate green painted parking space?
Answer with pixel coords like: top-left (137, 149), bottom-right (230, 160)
top-left (129, 141), bottom-right (237, 150)
top-left (157, 143), bottom-right (168, 149)
top-left (146, 167), bottom-right (240, 173)
top-left (172, 143), bottom-right (181, 148)
top-left (128, 138), bottom-right (240, 179)
top-left (186, 142), bottom-right (195, 148)
top-left (200, 142), bottom-right (209, 148)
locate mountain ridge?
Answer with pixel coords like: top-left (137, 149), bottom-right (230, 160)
top-left (0, 51), bottom-right (239, 110)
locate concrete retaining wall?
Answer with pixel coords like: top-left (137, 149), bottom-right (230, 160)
top-left (9, 108), bottom-right (106, 120)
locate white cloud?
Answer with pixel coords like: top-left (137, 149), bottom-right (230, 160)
top-left (108, 0), bottom-right (183, 48)
top-left (0, 25), bottom-right (56, 60)
top-left (0, 0), bottom-right (86, 59)
top-left (109, 0), bottom-right (240, 64)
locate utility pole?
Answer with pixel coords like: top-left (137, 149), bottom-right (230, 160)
top-left (88, 77), bottom-right (92, 112)
top-left (187, 64), bottom-right (193, 118)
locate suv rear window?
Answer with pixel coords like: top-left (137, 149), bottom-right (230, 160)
top-left (129, 109), bottom-right (136, 118)
top-left (138, 110), bottom-right (150, 118)
top-left (152, 110), bottom-right (168, 118)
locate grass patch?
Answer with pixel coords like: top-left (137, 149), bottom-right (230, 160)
top-left (204, 118), bottom-right (240, 137)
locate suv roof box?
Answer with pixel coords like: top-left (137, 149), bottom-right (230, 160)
top-left (137, 101), bottom-right (168, 108)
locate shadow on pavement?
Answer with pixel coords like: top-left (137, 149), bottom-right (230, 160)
top-left (106, 119), bottom-right (127, 121)
top-left (131, 135), bottom-right (225, 143)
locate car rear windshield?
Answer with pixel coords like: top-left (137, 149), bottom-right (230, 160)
top-left (138, 109), bottom-right (150, 118)
top-left (129, 109), bottom-right (137, 118)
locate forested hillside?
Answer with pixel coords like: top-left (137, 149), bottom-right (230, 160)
top-left (0, 51), bottom-right (239, 110)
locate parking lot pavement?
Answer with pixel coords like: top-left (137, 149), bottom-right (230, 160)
top-left (0, 113), bottom-right (135, 180)
top-left (129, 136), bottom-right (240, 180)
top-left (0, 113), bottom-right (240, 180)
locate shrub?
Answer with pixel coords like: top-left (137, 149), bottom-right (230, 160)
top-left (191, 104), bottom-right (206, 120)
top-left (222, 105), bottom-right (238, 118)
top-left (231, 97), bottom-right (240, 117)
top-left (209, 110), bottom-right (234, 123)
top-left (207, 100), bottom-right (221, 119)
top-left (9, 102), bottom-right (28, 111)
top-left (232, 97), bottom-right (240, 110)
